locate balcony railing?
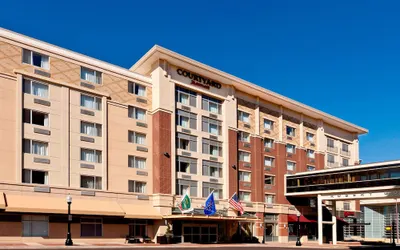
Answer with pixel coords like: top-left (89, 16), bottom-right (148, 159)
top-left (327, 161), bottom-right (339, 168)
top-left (341, 149), bottom-right (351, 156)
top-left (327, 146), bottom-right (338, 153)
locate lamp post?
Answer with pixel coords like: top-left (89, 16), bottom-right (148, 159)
top-left (262, 204), bottom-right (266, 244)
top-left (296, 211), bottom-right (302, 246)
top-left (65, 195), bottom-right (73, 246)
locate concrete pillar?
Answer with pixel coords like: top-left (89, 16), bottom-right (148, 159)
top-left (332, 200), bottom-right (337, 245)
top-left (318, 195), bottom-right (323, 245)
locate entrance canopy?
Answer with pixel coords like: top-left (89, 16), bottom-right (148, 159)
top-left (164, 214), bottom-right (259, 222)
top-left (288, 214), bottom-right (316, 223)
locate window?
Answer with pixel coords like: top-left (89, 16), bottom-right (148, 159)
top-left (80, 94), bottom-right (102, 110)
top-left (202, 139), bottom-right (222, 157)
top-left (265, 195), bottom-right (275, 204)
top-left (22, 49), bottom-right (49, 69)
top-left (128, 106), bottom-right (146, 121)
top-left (23, 109), bottom-right (49, 127)
top-left (128, 81), bottom-right (146, 97)
top-left (128, 155), bottom-right (146, 169)
top-left (81, 218), bottom-right (102, 237)
top-left (202, 95), bottom-right (222, 114)
top-left (286, 126), bottom-right (296, 137)
top-left (286, 144), bottom-right (296, 154)
top-left (265, 175), bottom-right (275, 185)
top-left (177, 110), bottom-right (197, 129)
top-left (23, 139), bottom-right (48, 156)
top-left (264, 119), bottom-right (274, 130)
top-left (264, 138), bottom-right (274, 148)
top-left (128, 131), bottom-right (146, 145)
top-left (239, 191), bottom-right (251, 202)
top-left (176, 180), bottom-right (197, 197)
top-left (327, 138), bottom-right (335, 148)
top-left (307, 165), bottom-right (315, 171)
top-left (342, 158), bottom-right (349, 167)
top-left (22, 169), bottom-right (48, 185)
top-left (239, 131), bottom-right (250, 142)
top-left (202, 117), bottom-right (222, 135)
top-left (239, 151), bottom-right (250, 162)
top-left (176, 86), bottom-right (196, 107)
top-left (306, 132), bottom-right (314, 143)
top-left (128, 180), bottom-right (146, 193)
top-left (22, 215), bottom-right (49, 237)
top-left (264, 157), bottom-right (274, 167)
top-left (202, 183), bottom-right (223, 199)
top-left (239, 171), bottom-right (251, 182)
top-left (287, 161), bottom-right (296, 171)
top-left (344, 202), bottom-right (350, 211)
top-left (202, 160), bottom-right (223, 178)
top-left (80, 148), bottom-right (102, 163)
top-left (23, 79), bottom-right (48, 98)
top-left (342, 143), bottom-right (349, 152)
top-left (238, 110), bottom-right (250, 123)
top-left (81, 67), bottom-right (102, 84)
top-left (327, 154), bottom-right (335, 163)
top-left (81, 121), bottom-right (102, 137)
top-left (307, 149), bottom-right (315, 159)
top-left (129, 220), bottom-right (147, 237)
top-left (176, 133), bottom-right (197, 152)
top-left (176, 156), bottom-right (197, 174)
top-left (80, 175), bottom-right (102, 190)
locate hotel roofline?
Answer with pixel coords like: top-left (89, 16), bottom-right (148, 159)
top-left (131, 45), bottom-right (368, 135)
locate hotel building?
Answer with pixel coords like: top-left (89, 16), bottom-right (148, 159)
top-left (0, 28), bottom-right (367, 243)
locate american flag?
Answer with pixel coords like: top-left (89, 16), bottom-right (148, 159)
top-left (228, 192), bottom-right (244, 215)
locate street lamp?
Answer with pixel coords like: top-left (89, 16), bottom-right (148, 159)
top-left (296, 211), bottom-right (302, 246)
top-left (65, 195), bottom-right (73, 246)
top-left (262, 204), bottom-right (266, 244)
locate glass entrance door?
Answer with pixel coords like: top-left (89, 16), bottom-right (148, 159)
top-left (183, 225), bottom-right (218, 243)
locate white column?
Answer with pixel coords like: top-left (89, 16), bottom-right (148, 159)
top-left (332, 200), bottom-right (337, 245)
top-left (318, 195), bottom-right (323, 245)
top-left (300, 114), bottom-right (304, 147)
top-left (278, 106), bottom-right (283, 141)
top-left (255, 97), bottom-right (260, 136)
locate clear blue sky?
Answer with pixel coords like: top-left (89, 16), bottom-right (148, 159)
top-left (1, 0), bottom-right (399, 163)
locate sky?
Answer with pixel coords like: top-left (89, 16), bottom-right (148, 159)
top-left (1, 0), bottom-right (399, 163)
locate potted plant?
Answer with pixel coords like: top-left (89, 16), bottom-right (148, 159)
top-left (165, 223), bottom-right (174, 244)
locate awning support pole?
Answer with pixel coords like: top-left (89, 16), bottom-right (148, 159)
top-left (332, 201), bottom-right (337, 245)
top-left (318, 195), bottom-right (323, 245)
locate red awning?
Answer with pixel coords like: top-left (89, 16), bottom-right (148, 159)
top-left (288, 214), bottom-right (316, 223)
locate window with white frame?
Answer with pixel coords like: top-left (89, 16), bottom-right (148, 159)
top-left (264, 157), bottom-right (274, 167)
top-left (342, 158), bottom-right (349, 167)
top-left (128, 131), bottom-right (146, 145)
top-left (239, 151), bottom-right (251, 162)
top-left (239, 171), bottom-right (251, 182)
top-left (344, 202), bottom-right (351, 211)
top-left (176, 179), bottom-right (197, 196)
top-left (81, 218), bottom-right (102, 237)
top-left (23, 79), bottom-right (49, 98)
top-left (327, 154), bottom-right (335, 163)
top-left (342, 143), bottom-right (349, 152)
top-left (128, 106), bottom-right (146, 121)
top-left (176, 156), bottom-right (197, 174)
top-left (80, 94), bottom-right (102, 110)
top-left (176, 86), bottom-right (196, 107)
top-left (238, 110), bottom-right (250, 123)
top-left (202, 160), bottom-right (223, 178)
top-left (22, 169), bottom-right (48, 185)
top-left (23, 109), bottom-right (49, 127)
top-left (128, 155), bottom-right (146, 169)
top-left (128, 81), bottom-right (146, 97)
top-left (286, 144), bottom-right (296, 154)
top-left (81, 121), bottom-right (102, 137)
top-left (22, 215), bottom-right (49, 237)
top-left (80, 175), bottom-right (102, 190)
top-left (264, 119), bottom-right (273, 130)
top-left (202, 182), bottom-right (223, 199)
top-left (287, 161), bottom-right (296, 171)
top-left (176, 133), bottom-right (197, 152)
top-left (129, 220), bottom-right (147, 237)
top-left (202, 95), bottom-right (222, 114)
top-left (128, 180), bottom-right (146, 193)
top-left (81, 67), bottom-right (102, 84)
top-left (265, 195), bottom-right (275, 204)
top-left (265, 175), bottom-right (275, 185)
top-left (239, 191), bottom-right (251, 202)
top-left (239, 131), bottom-right (250, 142)
top-left (306, 132), bottom-right (315, 143)
top-left (22, 49), bottom-right (49, 69)
top-left (202, 117), bottom-right (222, 135)
top-left (177, 110), bottom-right (197, 129)
top-left (327, 138), bottom-right (335, 148)
top-left (264, 138), bottom-right (274, 148)
top-left (23, 139), bottom-right (48, 156)
top-left (80, 148), bottom-right (102, 163)
top-left (307, 165), bottom-right (315, 171)
top-left (202, 139), bottom-right (223, 157)
top-left (286, 126), bottom-right (296, 137)
top-left (307, 149), bottom-right (315, 159)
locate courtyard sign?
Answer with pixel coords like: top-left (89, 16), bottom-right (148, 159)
top-left (177, 68), bottom-right (222, 90)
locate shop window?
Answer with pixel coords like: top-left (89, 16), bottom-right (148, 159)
top-left (22, 215), bottom-right (49, 237)
top-left (129, 220), bottom-right (147, 237)
top-left (81, 218), bottom-right (102, 237)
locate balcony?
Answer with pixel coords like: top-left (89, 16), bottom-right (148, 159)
top-left (327, 161), bottom-right (339, 168)
top-left (341, 149), bottom-right (351, 157)
top-left (327, 146), bottom-right (338, 153)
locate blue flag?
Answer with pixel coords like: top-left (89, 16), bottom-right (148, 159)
top-left (204, 191), bottom-right (216, 215)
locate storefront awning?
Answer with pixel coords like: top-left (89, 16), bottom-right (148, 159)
top-left (5, 194), bottom-right (125, 216)
top-left (0, 192), bottom-right (5, 209)
top-left (288, 214), bottom-right (316, 223)
top-left (163, 215), bottom-right (260, 222)
top-left (119, 203), bottom-right (162, 219)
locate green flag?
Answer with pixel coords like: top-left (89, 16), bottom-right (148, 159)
top-left (178, 190), bottom-right (193, 214)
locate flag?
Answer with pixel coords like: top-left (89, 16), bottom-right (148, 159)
top-left (178, 190), bottom-right (193, 214)
top-left (229, 192), bottom-right (244, 215)
top-left (204, 191), bottom-right (216, 216)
